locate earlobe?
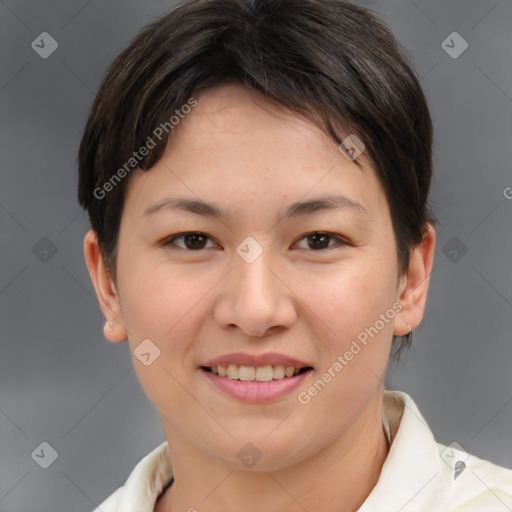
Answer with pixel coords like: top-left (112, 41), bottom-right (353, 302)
top-left (83, 229), bottom-right (128, 342)
top-left (394, 223), bottom-right (436, 337)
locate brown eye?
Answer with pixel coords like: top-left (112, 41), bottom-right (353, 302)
top-left (163, 232), bottom-right (215, 250)
top-left (295, 232), bottom-right (346, 251)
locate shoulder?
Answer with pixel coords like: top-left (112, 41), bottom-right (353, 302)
top-left (381, 390), bottom-right (512, 511)
top-left (436, 441), bottom-right (512, 511)
top-left (90, 441), bottom-right (172, 512)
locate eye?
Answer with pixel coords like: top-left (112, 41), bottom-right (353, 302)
top-left (294, 232), bottom-right (347, 251)
top-left (162, 231), bottom-right (217, 250)
top-left (161, 231), bottom-right (347, 252)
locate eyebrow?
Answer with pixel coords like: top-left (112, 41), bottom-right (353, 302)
top-left (142, 194), bottom-right (369, 220)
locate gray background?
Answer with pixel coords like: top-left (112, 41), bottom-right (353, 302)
top-left (1, 1), bottom-right (511, 511)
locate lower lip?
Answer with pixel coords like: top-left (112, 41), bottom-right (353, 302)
top-left (200, 368), bottom-right (312, 403)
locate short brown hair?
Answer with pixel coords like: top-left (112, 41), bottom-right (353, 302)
top-left (77, 0), bottom-right (436, 362)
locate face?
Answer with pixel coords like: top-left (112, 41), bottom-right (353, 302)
top-left (86, 83), bottom-right (432, 470)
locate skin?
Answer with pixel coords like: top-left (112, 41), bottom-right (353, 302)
top-left (84, 83), bottom-right (436, 512)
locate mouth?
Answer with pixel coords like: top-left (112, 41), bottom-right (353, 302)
top-left (201, 364), bottom-right (313, 382)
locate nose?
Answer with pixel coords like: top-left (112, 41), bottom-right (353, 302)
top-left (213, 246), bottom-right (297, 337)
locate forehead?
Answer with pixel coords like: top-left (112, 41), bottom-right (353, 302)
top-left (169, 83), bottom-right (352, 158)
top-left (122, 83), bottom-right (389, 224)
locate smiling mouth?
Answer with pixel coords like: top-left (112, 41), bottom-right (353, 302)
top-left (201, 364), bottom-right (313, 382)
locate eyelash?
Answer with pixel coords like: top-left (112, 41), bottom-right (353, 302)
top-left (161, 231), bottom-right (348, 251)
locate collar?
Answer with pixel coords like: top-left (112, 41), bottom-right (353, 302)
top-left (358, 389), bottom-right (450, 511)
top-left (107, 390), bottom-right (510, 511)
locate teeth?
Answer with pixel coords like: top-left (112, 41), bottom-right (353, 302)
top-left (273, 364), bottom-right (285, 379)
top-left (227, 364), bottom-right (238, 379)
top-left (238, 366), bottom-right (256, 381)
top-left (208, 364), bottom-right (306, 381)
top-left (255, 365), bottom-right (273, 382)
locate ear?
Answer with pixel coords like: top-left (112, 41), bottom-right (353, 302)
top-left (83, 229), bottom-right (127, 342)
top-left (394, 223), bottom-right (436, 336)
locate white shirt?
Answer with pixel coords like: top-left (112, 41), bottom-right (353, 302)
top-left (93, 390), bottom-right (512, 511)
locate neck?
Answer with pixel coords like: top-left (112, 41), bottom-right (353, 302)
top-left (155, 392), bottom-right (390, 512)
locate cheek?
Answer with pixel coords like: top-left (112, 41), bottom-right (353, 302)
top-left (116, 255), bottom-right (212, 387)
top-left (117, 251), bottom-right (207, 336)
top-left (297, 259), bottom-right (396, 351)
top-left (296, 259), bottom-right (396, 412)
top-left (116, 264), bottom-right (214, 424)
top-left (291, 264), bottom-right (396, 440)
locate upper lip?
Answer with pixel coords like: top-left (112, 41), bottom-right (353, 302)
top-left (201, 352), bottom-right (312, 369)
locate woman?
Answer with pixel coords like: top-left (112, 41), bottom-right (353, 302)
top-left (78, 0), bottom-right (512, 510)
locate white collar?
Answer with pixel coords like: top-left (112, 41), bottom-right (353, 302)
top-left (96, 390), bottom-right (512, 511)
